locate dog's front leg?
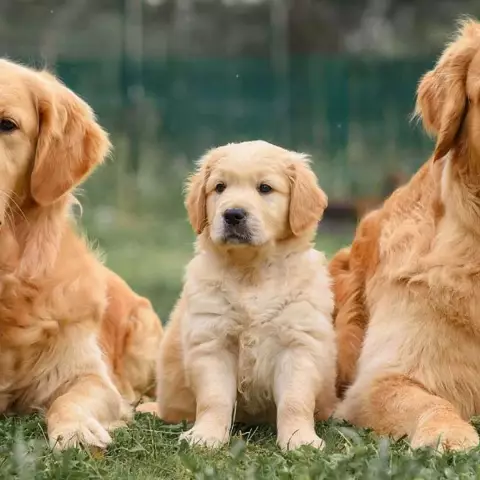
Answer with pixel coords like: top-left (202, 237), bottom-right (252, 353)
top-left (46, 372), bottom-right (131, 450)
top-left (274, 351), bottom-right (328, 451)
top-left (180, 342), bottom-right (237, 449)
top-left (273, 305), bottom-right (337, 451)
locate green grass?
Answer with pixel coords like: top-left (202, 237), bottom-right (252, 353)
top-left (2, 414), bottom-right (480, 479)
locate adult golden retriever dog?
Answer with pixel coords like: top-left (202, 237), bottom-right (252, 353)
top-left (152, 141), bottom-right (337, 450)
top-left (0, 59), bottom-right (161, 449)
top-left (332, 19), bottom-right (480, 451)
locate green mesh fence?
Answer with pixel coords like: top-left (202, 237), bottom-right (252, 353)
top-left (49, 55), bottom-right (436, 198)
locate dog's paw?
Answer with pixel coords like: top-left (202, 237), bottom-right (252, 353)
top-left (179, 424), bottom-right (229, 449)
top-left (278, 428), bottom-right (325, 451)
top-left (136, 402), bottom-right (159, 416)
top-left (411, 421), bottom-right (479, 452)
top-left (49, 417), bottom-right (112, 450)
top-left (106, 420), bottom-right (128, 431)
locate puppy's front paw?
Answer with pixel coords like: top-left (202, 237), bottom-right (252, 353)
top-left (179, 424), bottom-right (229, 449)
top-left (278, 428), bottom-right (325, 451)
top-left (49, 417), bottom-right (112, 450)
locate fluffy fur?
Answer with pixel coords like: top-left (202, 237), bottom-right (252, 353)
top-left (149, 141), bottom-right (337, 450)
top-left (0, 59), bottom-right (160, 449)
top-left (332, 19), bottom-right (480, 451)
top-left (100, 270), bottom-right (163, 403)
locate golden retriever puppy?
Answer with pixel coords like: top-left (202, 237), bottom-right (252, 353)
top-left (0, 59), bottom-right (134, 449)
top-left (100, 269), bottom-right (163, 403)
top-left (153, 140), bottom-right (337, 450)
top-left (333, 19), bottom-right (480, 452)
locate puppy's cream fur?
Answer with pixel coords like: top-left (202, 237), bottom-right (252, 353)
top-left (152, 141), bottom-right (337, 450)
top-left (332, 19), bottom-right (480, 452)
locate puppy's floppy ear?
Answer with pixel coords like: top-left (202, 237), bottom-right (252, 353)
top-left (185, 170), bottom-right (207, 234)
top-left (185, 147), bottom-right (225, 234)
top-left (288, 156), bottom-right (327, 237)
top-left (415, 19), bottom-right (480, 161)
top-left (31, 72), bottom-right (111, 206)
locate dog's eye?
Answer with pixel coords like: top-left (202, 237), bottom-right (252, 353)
top-left (0, 119), bottom-right (18, 133)
top-left (215, 183), bottom-right (226, 194)
top-left (258, 183), bottom-right (273, 194)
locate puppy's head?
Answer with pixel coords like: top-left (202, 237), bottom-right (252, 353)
top-left (415, 18), bottom-right (480, 161)
top-left (0, 59), bottom-right (110, 222)
top-left (185, 141), bottom-right (327, 247)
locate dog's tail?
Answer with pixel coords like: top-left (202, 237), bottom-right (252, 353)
top-left (329, 246), bottom-right (367, 397)
top-left (329, 247), bottom-right (352, 315)
top-left (329, 247), bottom-right (351, 280)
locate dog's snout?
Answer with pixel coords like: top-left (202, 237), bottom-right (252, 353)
top-left (223, 208), bottom-right (247, 226)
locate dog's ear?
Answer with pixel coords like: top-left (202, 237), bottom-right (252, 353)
top-left (185, 169), bottom-right (207, 234)
top-left (416, 69), bottom-right (467, 162)
top-left (288, 157), bottom-right (327, 237)
top-left (31, 73), bottom-right (111, 206)
top-left (415, 19), bottom-right (480, 161)
top-left (185, 148), bottom-right (224, 234)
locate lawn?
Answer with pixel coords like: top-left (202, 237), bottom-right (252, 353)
top-left (2, 166), bottom-right (478, 479)
top-left (3, 413), bottom-right (480, 479)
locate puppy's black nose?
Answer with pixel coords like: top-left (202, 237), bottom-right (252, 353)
top-left (224, 208), bottom-right (247, 225)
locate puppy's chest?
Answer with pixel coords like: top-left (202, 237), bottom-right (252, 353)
top-left (225, 276), bottom-right (291, 328)
top-left (231, 285), bottom-right (286, 349)
top-left (221, 281), bottom-right (294, 410)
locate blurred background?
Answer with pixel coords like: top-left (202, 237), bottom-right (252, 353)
top-left (1, 0), bottom-right (477, 320)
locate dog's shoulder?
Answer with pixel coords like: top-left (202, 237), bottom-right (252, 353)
top-left (183, 250), bottom-right (222, 288)
top-left (284, 247), bottom-right (329, 282)
top-left (279, 247), bottom-right (333, 315)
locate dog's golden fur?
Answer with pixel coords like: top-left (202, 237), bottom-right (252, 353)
top-left (0, 59), bottom-right (161, 449)
top-left (100, 270), bottom-right (163, 403)
top-left (332, 19), bottom-right (480, 451)
top-left (150, 141), bottom-right (337, 450)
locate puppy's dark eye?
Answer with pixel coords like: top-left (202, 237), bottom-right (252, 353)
top-left (0, 119), bottom-right (18, 133)
top-left (215, 183), bottom-right (226, 194)
top-left (258, 183), bottom-right (273, 194)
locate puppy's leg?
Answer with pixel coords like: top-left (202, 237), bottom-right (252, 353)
top-left (274, 351), bottom-right (327, 451)
top-left (180, 350), bottom-right (237, 448)
top-left (47, 373), bottom-right (130, 450)
top-left (337, 374), bottom-right (479, 452)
